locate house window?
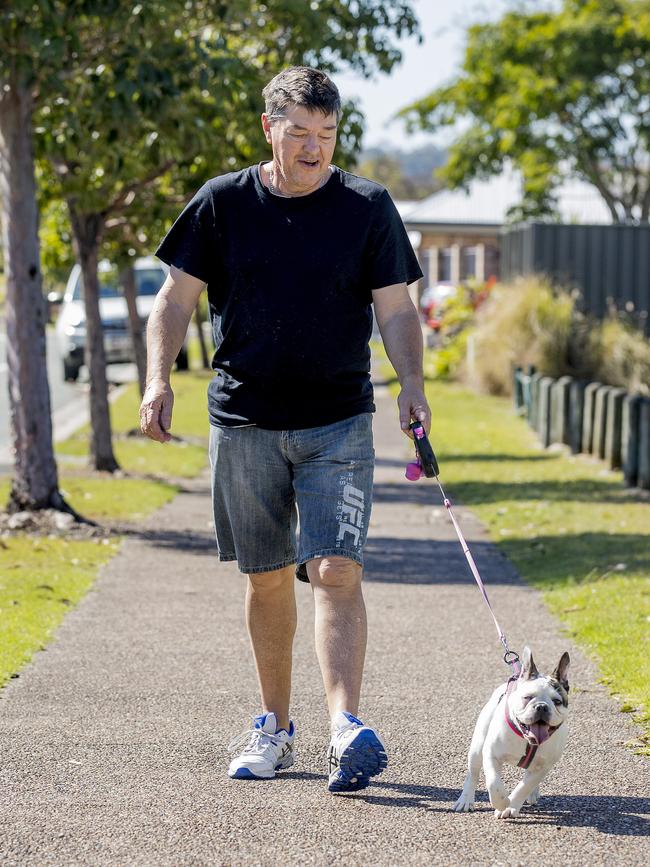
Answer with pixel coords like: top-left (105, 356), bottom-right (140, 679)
top-left (438, 248), bottom-right (452, 282)
top-left (461, 246), bottom-right (477, 281)
top-left (421, 248), bottom-right (434, 285)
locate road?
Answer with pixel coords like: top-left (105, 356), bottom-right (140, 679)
top-left (0, 325), bottom-right (137, 465)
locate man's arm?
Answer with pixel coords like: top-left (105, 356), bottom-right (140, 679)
top-left (372, 282), bottom-right (431, 436)
top-left (139, 265), bottom-right (205, 442)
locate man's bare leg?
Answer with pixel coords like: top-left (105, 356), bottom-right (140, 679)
top-left (246, 565), bottom-right (296, 731)
top-left (307, 556), bottom-right (367, 718)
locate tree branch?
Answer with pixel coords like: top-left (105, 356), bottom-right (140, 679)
top-left (576, 148), bottom-right (623, 223)
top-left (103, 159), bottom-right (177, 218)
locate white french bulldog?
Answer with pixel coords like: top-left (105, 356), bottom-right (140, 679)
top-left (454, 647), bottom-right (570, 819)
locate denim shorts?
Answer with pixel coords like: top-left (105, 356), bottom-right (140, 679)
top-left (208, 413), bottom-right (375, 574)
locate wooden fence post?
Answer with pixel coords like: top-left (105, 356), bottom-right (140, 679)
top-left (593, 386), bottom-right (613, 460)
top-left (622, 395), bottom-right (642, 487)
top-left (581, 382), bottom-right (602, 454)
top-left (550, 376), bottom-right (572, 446)
top-left (569, 380), bottom-right (586, 454)
top-left (537, 377), bottom-right (554, 448)
top-left (604, 388), bottom-right (627, 470)
top-left (639, 399), bottom-right (650, 490)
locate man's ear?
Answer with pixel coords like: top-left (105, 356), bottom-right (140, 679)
top-left (261, 113), bottom-right (272, 143)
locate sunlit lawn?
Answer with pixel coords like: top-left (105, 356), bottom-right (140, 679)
top-left (0, 536), bottom-right (120, 687)
top-left (55, 369), bottom-right (211, 488)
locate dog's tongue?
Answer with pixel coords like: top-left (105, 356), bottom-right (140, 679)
top-left (529, 722), bottom-right (550, 744)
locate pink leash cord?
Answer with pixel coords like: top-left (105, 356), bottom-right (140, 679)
top-left (437, 477), bottom-right (506, 646)
top-left (406, 421), bottom-right (521, 674)
top-left (406, 432), bottom-right (520, 674)
top-left (436, 475), bottom-right (521, 674)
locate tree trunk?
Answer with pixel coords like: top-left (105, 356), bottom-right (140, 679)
top-left (194, 296), bottom-right (211, 370)
top-left (0, 69), bottom-right (64, 512)
top-left (68, 208), bottom-right (119, 472)
top-left (121, 264), bottom-right (146, 396)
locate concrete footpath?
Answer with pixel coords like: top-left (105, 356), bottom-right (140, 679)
top-left (0, 382), bottom-right (648, 866)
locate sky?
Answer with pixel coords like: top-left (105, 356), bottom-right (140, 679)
top-left (335, 0), bottom-right (514, 152)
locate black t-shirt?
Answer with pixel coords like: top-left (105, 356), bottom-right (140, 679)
top-left (155, 165), bottom-right (422, 429)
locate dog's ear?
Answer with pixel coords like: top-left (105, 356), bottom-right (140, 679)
top-left (519, 646), bottom-right (539, 680)
top-left (553, 652), bottom-right (570, 690)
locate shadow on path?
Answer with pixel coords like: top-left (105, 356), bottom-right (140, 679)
top-left (372, 481), bottom-right (445, 508)
top-left (364, 537), bottom-right (519, 586)
top-left (347, 783), bottom-right (650, 835)
top-left (117, 526), bottom-right (217, 555)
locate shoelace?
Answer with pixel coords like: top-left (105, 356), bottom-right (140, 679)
top-left (331, 722), bottom-right (359, 743)
top-left (228, 726), bottom-right (283, 756)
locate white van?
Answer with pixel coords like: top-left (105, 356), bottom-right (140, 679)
top-left (55, 257), bottom-right (189, 381)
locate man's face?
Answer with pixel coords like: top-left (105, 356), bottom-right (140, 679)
top-left (262, 104), bottom-right (338, 194)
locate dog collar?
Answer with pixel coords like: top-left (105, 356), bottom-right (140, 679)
top-left (501, 677), bottom-right (562, 769)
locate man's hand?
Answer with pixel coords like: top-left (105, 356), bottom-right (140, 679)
top-left (140, 378), bottom-right (174, 443)
top-left (398, 378), bottom-right (431, 439)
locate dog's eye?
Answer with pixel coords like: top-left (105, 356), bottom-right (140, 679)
top-left (553, 698), bottom-right (562, 706)
top-left (522, 695), bottom-right (534, 702)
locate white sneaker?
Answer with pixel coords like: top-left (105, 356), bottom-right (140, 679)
top-left (327, 711), bottom-right (387, 792)
top-left (228, 712), bottom-right (295, 780)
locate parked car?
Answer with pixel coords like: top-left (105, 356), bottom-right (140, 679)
top-left (419, 281), bottom-right (458, 331)
top-left (55, 257), bottom-right (189, 381)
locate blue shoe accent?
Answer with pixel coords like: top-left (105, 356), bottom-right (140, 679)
top-left (328, 728), bottom-right (388, 793)
top-left (328, 769), bottom-right (370, 792)
top-left (253, 714), bottom-right (294, 737)
top-left (340, 712), bottom-right (363, 726)
top-left (230, 767), bottom-right (260, 780)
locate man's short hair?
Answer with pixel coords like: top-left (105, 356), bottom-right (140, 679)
top-left (262, 66), bottom-right (341, 121)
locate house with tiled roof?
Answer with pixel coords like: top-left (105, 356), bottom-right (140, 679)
top-left (400, 170), bottom-right (612, 290)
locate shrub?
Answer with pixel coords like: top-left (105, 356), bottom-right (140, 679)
top-left (467, 278), bottom-right (588, 394)
top-left (423, 280), bottom-right (492, 381)
top-left (424, 328), bottom-right (471, 380)
top-left (597, 317), bottom-right (650, 395)
top-left (461, 276), bottom-right (649, 395)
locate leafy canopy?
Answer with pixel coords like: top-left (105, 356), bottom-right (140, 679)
top-left (2, 1), bottom-right (420, 260)
top-left (400, 0), bottom-right (650, 222)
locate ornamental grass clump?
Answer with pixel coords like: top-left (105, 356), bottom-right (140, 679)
top-left (467, 277), bottom-right (650, 396)
top-left (597, 317), bottom-right (650, 396)
top-left (467, 278), bottom-right (598, 395)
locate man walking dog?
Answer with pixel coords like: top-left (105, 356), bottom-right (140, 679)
top-left (140, 66), bottom-right (430, 793)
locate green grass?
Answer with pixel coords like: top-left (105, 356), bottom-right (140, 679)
top-left (56, 369), bottom-right (211, 482)
top-left (0, 476), bottom-right (179, 523)
top-left (56, 437), bottom-right (207, 480)
top-left (2, 371), bottom-right (212, 521)
top-left (58, 476), bottom-right (179, 521)
top-left (382, 346), bottom-right (649, 751)
top-left (111, 366), bottom-right (212, 440)
top-left (186, 333), bottom-right (214, 373)
top-left (0, 536), bottom-right (119, 687)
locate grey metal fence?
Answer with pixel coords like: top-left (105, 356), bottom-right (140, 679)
top-left (500, 223), bottom-right (650, 333)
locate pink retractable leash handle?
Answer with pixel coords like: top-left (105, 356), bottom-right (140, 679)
top-left (405, 420), bottom-right (520, 674)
